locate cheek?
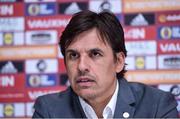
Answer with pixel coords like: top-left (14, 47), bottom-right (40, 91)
top-left (65, 62), bottom-right (71, 73)
top-left (104, 63), bottom-right (117, 79)
top-left (95, 61), bottom-right (116, 77)
top-left (66, 62), bottom-right (77, 78)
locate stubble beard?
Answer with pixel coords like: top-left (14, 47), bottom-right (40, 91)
top-left (76, 85), bottom-right (102, 102)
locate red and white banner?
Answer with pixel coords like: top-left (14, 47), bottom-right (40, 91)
top-left (124, 26), bottom-right (156, 40)
top-left (157, 40), bottom-right (180, 54)
top-left (0, 3), bottom-right (24, 17)
top-left (25, 15), bottom-right (71, 30)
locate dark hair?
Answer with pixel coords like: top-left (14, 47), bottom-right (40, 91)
top-left (59, 10), bottom-right (127, 78)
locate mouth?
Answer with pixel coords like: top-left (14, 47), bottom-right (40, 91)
top-left (76, 77), bottom-right (95, 87)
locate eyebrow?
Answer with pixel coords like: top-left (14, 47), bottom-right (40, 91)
top-left (65, 48), bottom-right (104, 54)
top-left (89, 48), bottom-right (104, 54)
top-left (65, 49), bottom-right (77, 54)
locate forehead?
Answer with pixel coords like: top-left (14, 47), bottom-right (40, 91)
top-left (67, 28), bottom-right (110, 50)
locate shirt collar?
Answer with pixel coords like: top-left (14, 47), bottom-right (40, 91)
top-left (79, 80), bottom-right (119, 119)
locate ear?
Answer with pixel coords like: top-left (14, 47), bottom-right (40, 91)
top-left (115, 52), bottom-right (125, 73)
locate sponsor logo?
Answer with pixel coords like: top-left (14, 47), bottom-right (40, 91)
top-left (0, 4), bottom-right (13, 16)
top-left (124, 26), bottom-right (156, 40)
top-left (0, 103), bottom-right (25, 117)
top-left (0, 74), bottom-right (25, 92)
top-left (158, 26), bottom-right (180, 39)
top-left (126, 56), bottom-right (156, 70)
top-left (125, 41), bottom-right (156, 55)
top-left (124, 13), bottom-right (155, 26)
top-left (0, 61), bottom-right (17, 73)
top-left (170, 85), bottom-right (180, 97)
top-left (3, 33), bottom-right (14, 45)
top-left (89, 0), bottom-right (122, 13)
top-left (158, 55), bottom-right (180, 69)
top-left (36, 60), bottom-right (47, 72)
top-left (4, 104), bottom-right (14, 117)
top-left (32, 33), bottom-right (51, 42)
top-left (26, 3), bottom-right (56, 16)
top-left (158, 41), bottom-right (180, 54)
top-left (0, 75), bottom-right (14, 87)
top-left (25, 59), bottom-right (58, 73)
top-left (25, 30), bottom-right (57, 45)
top-left (0, 3), bottom-right (23, 16)
top-left (6, 103), bottom-right (25, 117)
top-left (0, 46), bottom-right (57, 61)
top-left (125, 70), bottom-right (180, 84)
top-left (157, 11), bottom-right (180, 24)
top-left (135, 56), bottom-right (145, 69)
top-left (164, 57), bottom-right (180, 67)
top-left (0, 17), bottom-right (24, 31)
top-left (58, 1), bottom-right (88, 15)
top-left (26, 74), bottom-right (57, 87)
top-left (98, 0), bottom-right (112, 12)
top-left (0, 32), bottom-right (24, 46)
top-left (125, 27), bottom-right (145, 39)
top-left (26, 16), bottom-right (71, 30)
top-left (0, 61), bottom-right (24, 73)
top-left (124, 0), bottom-right (180, 13)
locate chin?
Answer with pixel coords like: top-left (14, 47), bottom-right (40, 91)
top-left (78, 90), bottom-right (98, 100)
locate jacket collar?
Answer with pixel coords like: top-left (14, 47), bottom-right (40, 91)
top-left (114, 78), bottom-right (136, 118)
top-left (71, 88), bottom-right (87, 118)
top-left (71, 78), bottom-right (136, 118)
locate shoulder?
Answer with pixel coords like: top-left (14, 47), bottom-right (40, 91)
top-left (127, 81), bottom-right (178, 117)
top-left (32, 87), bottom-right (76, 118)
top-left (44, 87), bottom-right (71, 98)
top-left (119, 78), bottom-right (172, 101)
top-left (129, 81), bottom-right (165, 97)
top-left (36, 87), bottom-right (72, 104)
top-left (128, 81), bottom-right (175, 103)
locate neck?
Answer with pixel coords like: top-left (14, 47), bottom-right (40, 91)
top-left (91, 94), bottom-right (112, 118)
top-left (85, 80), bottom-right (117, 118)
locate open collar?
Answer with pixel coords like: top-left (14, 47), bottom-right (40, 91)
top-left (70, 78), bottom-right (136, 118)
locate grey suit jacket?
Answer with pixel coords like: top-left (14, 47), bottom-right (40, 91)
top-left (32, 78), bottom-right (178, 118)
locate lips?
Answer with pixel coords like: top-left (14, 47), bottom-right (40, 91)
top-left (76, 77), bottom-right (95, 83)
top-left (76, 77), bottom-right (95, 87)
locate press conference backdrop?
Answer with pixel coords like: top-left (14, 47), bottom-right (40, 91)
top-left (0, 0), bottom-right (180, 118)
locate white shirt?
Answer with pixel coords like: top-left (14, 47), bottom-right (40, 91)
top-left (79, 80), bottom-right (119, 119)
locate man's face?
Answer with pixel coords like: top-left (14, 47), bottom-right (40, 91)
top-left (65, 28), bottom-right (124, 102)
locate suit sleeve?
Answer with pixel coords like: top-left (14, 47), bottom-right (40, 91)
top-left (32, 96), bottom-right (49, 118)
top-left (156, 92), bottom-right (178, 118)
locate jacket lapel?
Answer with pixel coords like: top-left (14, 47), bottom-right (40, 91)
top-left (114, 78), bottom-right (136, 118)
top-left (71, 88), bottom-right (87, 118)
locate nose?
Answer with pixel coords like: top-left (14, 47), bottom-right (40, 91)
top-left (78, 55), bottom-right (90, 73)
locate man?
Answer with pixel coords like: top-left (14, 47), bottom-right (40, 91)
top-left (32, 10), bottom-right (178, 118)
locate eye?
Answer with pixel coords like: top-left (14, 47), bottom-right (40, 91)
top-left (67, 51), bottom-right (79, 60)
top-left (89, 50), bottom-right (102, 58)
